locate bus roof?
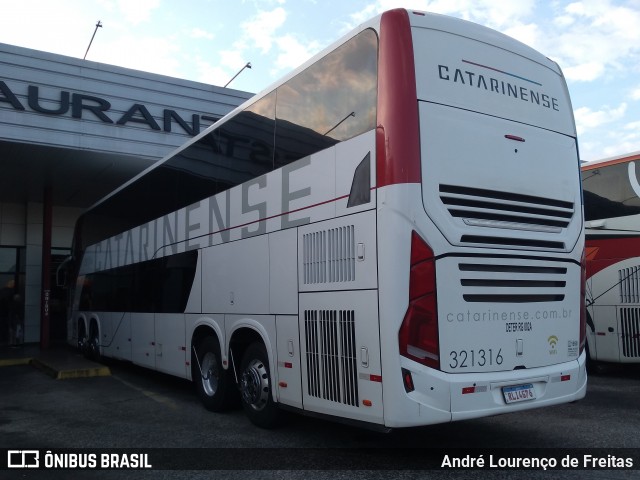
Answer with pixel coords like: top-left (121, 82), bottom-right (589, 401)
top-left (83, 8), bottom-right (567, 214)
top-left (582, 151), bottom-right (640, 171)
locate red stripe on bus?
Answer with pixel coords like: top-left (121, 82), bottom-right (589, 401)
top-left (585, 235), bottom-right (640, 279)
top-left (377, 9), bottom-right (421, 188)
top-left (582, 153), bottom-right (640, 171)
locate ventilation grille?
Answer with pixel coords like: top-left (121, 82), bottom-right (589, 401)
top-left (303, 226), bottom-right (355, 284)
top-left (440, 184), bottom-right (573, 250)
top-left (304, 309), bottom-right (359, 407)
top-left (460, 235), bottom-right (565, 250)
top-left (619, 267), bottom-right (640, 304)
top-left (620, 308), bottom-right (640, 358)
top-left (459, 263), bottom-right (567, 303)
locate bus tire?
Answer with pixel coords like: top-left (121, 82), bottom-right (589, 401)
top-left (585, 342), bottom-right (607, 375)
top-left (194, 336), bottom-right (234, 412)
top-left (239, 342), bottom-right (280, 429)
top-left (78, 321), bottom-right (88, 355)
top-left (88, 321), bottom-right (100, 362)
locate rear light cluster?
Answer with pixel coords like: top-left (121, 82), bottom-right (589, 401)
top-left (579, 248), bottom-right (586, 354)
top-left (399, 231), bottom-right (440, 369)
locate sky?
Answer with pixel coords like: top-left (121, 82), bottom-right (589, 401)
top-left (1, 0), bottom-right (639, 162)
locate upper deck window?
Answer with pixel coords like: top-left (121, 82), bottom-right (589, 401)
top-left (79, 29), bottom-right (378, 252)
top-left (583, 161), bottom-right (640, 221)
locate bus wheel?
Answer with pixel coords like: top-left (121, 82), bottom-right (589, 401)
top-left (77, 323), bottom-right (88, 355)
top-left (239, 342), bottom-right (280, 429)
top-left (194, 336), bottom-right (234, 411)
top-left (88, 322), bottom-right (100, 361)
top-left (585, 342), bottom-right (607, 375)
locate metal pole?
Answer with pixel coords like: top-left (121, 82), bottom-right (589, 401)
top-left (40, 186), bottom-right (52, 349)
top-left (84, 21), bottom-right (103, 60)
top-left (224, 62), bottom-right (251, 88)
top-left (324, 112), bottom-right (355, 136)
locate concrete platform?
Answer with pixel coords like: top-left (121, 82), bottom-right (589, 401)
top-left (0, 344), bottom-right (111, 379)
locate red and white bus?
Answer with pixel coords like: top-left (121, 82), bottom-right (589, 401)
top-left (583, 152), bottom-right (640, 365)
top-left (63, 9), bottom-right (586, 429)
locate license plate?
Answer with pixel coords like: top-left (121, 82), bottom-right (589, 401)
top-left (502, 383), bottom-right (536, 404)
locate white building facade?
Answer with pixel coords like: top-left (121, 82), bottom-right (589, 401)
top-left (0, 42), bottom-right (252, 346)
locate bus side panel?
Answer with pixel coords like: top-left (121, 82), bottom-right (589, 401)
top-left (131, 312), bottom-right (155, 369)
top-left (275, 315), bottom-right (303, 408)
top-left (299, 290), bottom-right (383, 424)
top-left (269, 147), bottom-right (336, 233)
top-left (95, 312), bottom-right (121, 360)
top-left (155, 313), bottom-right (187, 378)
top-left (590, 306), bottom-right (620, 362)
top-left (588, 255), bottom-right (640, 363)
top-left (67, 276), bottom-right (85, 348)
top-left (269, 229), bottom-right (298, 315)
top-left (201, 235), bottom-right (270, 314)
top-left (108, 312), bottom-right (131, 361)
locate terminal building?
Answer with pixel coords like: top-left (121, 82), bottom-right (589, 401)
top-left (0, 42), bottom-right (252, 347)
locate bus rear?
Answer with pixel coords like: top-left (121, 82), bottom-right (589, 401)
top-left (377, 10), bottom-right (586, 427)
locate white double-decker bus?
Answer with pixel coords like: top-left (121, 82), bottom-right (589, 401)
top-left (583, 152), bottom-right (640, 365)
top-left (63, 9), bottom-right (586, 429)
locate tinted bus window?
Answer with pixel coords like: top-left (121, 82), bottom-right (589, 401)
top-left (275, 29), bottom-right (378, 167)
top-left (78, 30), bottom-right (378, 253)
top-left (206, 91), bottom-right (276, 182)
top-left (583, 162), bottom-right (640, 220)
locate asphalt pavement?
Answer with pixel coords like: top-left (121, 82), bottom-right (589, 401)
top-left (1, 344), bottom-right (639, 480)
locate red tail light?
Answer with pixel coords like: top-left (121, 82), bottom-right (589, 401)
top-left (399, 232), bottom-right (440, 369)
top-left (579, 248), bottom-right (586, 354)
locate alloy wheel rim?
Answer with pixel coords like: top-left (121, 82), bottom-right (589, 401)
top-left (240, 359), bottom-right (269, 411)
top-left (201, 352), bottom-right (219, 397)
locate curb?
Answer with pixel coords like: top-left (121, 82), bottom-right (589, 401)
top-left (30, 358), bottom-right (111, 380)
top-left (0, 357), bottom-right (33, 367)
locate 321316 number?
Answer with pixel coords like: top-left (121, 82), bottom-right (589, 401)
top-left (449, 348), bottom-right (503, 369)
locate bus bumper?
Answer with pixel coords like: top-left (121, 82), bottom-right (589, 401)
top-left (389, 352), bottom-right (587, 427)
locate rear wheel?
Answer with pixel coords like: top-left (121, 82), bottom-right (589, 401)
top-left (87, 321), bottom-right (100, 361)
top-left (239, 342), bottom-right (280, 428)
top-left (585, 340), bottom-right (607, 375)
top-left (77, 321), bottom-right (88, 355)
top-left (193, 336), bottom-right (235, 411)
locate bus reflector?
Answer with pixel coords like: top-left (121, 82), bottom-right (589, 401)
top-left (401, 368), bottom-right (415, 392)
top-left (399, 232), bottom-right (440, 370)
top-left (561, 375), bottom-right (571, 382)
top-left (284, 362), bottom-right (293, 369)
top-left (462, 386), bottom-right (475, 394)
top-left (279, 381), bottom-right (288, 388)
top-left (363, 400), bottom-right (373, 407)
top-left (505, 134), bottom-right (525, 142)
top-left (370, 374), bottom-right (382, 383)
